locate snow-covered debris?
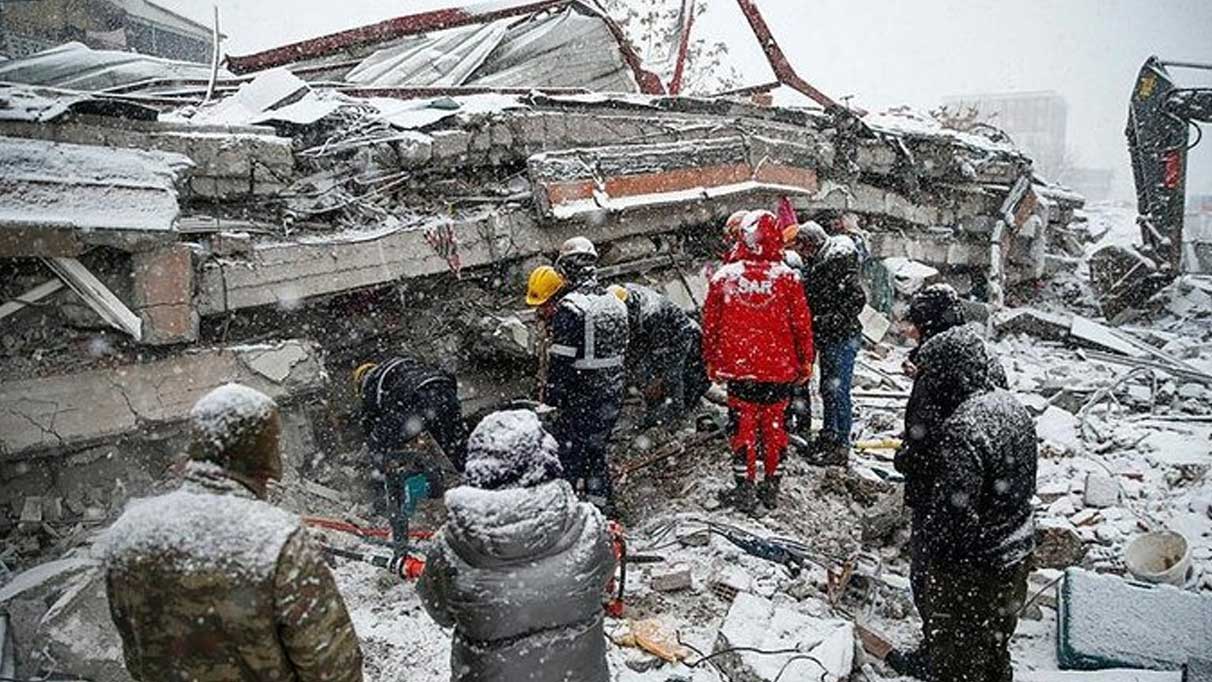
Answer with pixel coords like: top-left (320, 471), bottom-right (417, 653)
top-left (713, 592), bottom-right (854, 682)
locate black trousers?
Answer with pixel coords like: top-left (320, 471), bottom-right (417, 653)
top-left (909, 537), bottom-right (1029, 682)
top-left (553, 398), bottom-right (622, 512)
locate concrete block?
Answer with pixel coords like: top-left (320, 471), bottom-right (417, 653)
top-left (1083, 472), bottom-right (1119, 509)
top-left (430, 129), bottom-right (471, 161)
top-left (138, 304), bottom-right (199, 345)
top-left (650, 565), bottom-right (693, 592)
top-left (132, 244), bottom-right (197, 345)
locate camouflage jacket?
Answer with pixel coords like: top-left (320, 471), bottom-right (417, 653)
top-left (104, 462), bottom-right (364, 682)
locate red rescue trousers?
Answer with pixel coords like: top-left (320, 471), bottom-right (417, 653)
top-left (727, 381), bottom-right (793, 481)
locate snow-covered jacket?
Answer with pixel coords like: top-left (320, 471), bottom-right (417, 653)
top-left (801, 235), bottom-right (866, 343)
top-left (418, 480), bottom-right (615, 682)
top-left (896, 324), bottom-right (1009, 508)
top-left (920, 388), bottom-right (1038, 568)
top-left (104, 462), bottom-right (364, 682)
top-left (702, 216), bottom-right (814, 383)
top-left (544, 279), bottom-right (629, 416)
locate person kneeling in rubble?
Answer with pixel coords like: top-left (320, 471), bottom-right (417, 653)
top-left (418, 409), bottom-right (615, 682)
top-left (703, 210), bottom-right (814, 513)
top-left (104, 383), bottom-right (364, 682)
top-left (608, 282), bottom-right (709, 429)
top-left (354, 356), bottom-right (468, 559)
top-left (887, 320), bottom-right (1036, 682)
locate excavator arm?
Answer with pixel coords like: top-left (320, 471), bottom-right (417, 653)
top-left (1091, 57), bottom-right (1212, 319)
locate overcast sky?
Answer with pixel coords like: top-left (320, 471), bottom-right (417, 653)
top-left (163, 0), bottom-right (1212, 198)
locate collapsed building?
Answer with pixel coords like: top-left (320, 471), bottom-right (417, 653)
top-left (0, 0), bottom-right (1083, 567)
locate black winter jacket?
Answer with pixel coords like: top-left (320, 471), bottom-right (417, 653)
top-left (544, 280), bottom-right (629, 418)
top-left (895, 325), bottom-right (1009, 508)
top-left (619, 283), bottom-right (698, 356)
top-left (360, 356), bottom-right (466, 470)
top-left (918, 389), bottom-right (1038, 568)
top-left (802, 236), bottom-right (866, 342)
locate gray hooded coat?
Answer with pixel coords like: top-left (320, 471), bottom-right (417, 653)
top-left (418, 479), bottom-right (615, 682)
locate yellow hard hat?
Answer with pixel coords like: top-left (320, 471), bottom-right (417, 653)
top-left (352, 362), bottom-right (378, 391)
top-left (607, 284), bottom-right (629, 302)
top-left (526, 266), bottom-right (566, 306)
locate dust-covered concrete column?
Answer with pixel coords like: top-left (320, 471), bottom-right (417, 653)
top-left (132, 243), bottom-right (198, 345)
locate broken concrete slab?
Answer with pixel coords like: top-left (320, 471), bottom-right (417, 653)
top-left (1058, 568), bottom-right (1212, 671)
top-left (713, 592), bottom-right (854, 682)
top-left (0, 137), bottom-right (191, 251)
top-left (529, 136), bottom-right (823, 220)
top-left (0, 116), bottom-right (292, 200)
top-left (0, 339), bottom-right (324, 457)
top-left (33, 565), bottom-right (132, 682)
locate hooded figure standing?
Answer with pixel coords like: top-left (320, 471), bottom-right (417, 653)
top-left (418, 410), bottom-right (615, 682)
top-left (702, 211), bottom-right (815, 512)
top-left (790, 221), bottom-right (867, 465)
top-left (105, 383), bottom-right (364, 682)
top-left (546, 237), bottom-right (629, 515)
top-left (888, 317), bottom-right (1035, 682)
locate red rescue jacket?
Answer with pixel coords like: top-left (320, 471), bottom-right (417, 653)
top-left (702, 215), bottom-right (815, 384)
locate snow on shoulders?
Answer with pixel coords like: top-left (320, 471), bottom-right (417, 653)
top-left (190, 383), bottom-right (276, 451)
top-left (819, 235), bottom-right (857, 261)
top-left (103, 485), bottom-right (299, 578)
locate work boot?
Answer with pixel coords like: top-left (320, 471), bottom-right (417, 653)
top-left (758, 475), bottom-right (781, 509)
top-left (805, 440), bottom-right (849, 467)
top-left (734, 478), bottom-right (757, 515)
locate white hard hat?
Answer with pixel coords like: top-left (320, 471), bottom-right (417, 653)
top-left (559, 236), bottom-right (598, 260)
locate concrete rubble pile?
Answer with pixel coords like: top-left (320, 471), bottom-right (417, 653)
top-left (2, 2), bottom-right (1208, 681)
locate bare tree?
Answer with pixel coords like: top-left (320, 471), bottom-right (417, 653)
top-left (597, 0), bottom-right (744, 94)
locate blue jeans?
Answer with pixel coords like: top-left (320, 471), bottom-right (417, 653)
top-left (818, 335), bottom-right (861, 446)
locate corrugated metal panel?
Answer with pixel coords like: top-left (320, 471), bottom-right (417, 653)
top-left (0, 41), bottom-right (232, 91)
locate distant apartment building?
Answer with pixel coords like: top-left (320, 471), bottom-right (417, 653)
top-left (944, 90), bottom-right (1069, 180)
top-left (1, 0), bottom-right (216, 62)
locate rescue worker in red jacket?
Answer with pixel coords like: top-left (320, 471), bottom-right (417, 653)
top-left (702, 210), bottom-right (815, 513)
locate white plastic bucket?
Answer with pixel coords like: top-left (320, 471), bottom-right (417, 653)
top-left (1123, 530), bottom-right (1192, 587)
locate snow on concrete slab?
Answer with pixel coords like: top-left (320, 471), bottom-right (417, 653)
top-left (1058, 568), bottom-right (1212, 671)
top-left (0, 136), bottom-right (191, 235)
top-left (1019, 670), bottom-right (1180, 682)
top-left (714, 591), bottom-right (853, 681)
